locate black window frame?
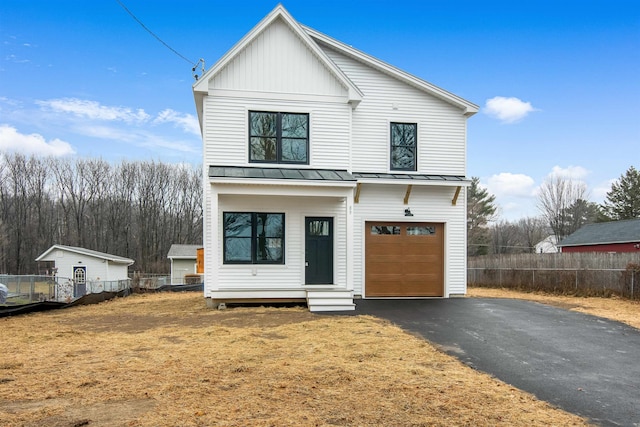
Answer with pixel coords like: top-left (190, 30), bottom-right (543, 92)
top-left (223, 212), bottom-right (285, 264)
top-left (249, 111), bottom-right (309, 165)
top-left (390, 122), bottom-right (417, 171)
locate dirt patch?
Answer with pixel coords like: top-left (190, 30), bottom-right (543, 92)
top-left (1, 398), bottom-right (156, 427)
top-left (0, 292), bottom-right (589, 426)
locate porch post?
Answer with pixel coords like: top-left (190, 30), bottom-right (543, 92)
top-left (345, 193), bottom-right (354, 291)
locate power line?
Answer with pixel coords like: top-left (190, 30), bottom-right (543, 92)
top-left (115, 0), bottom-right (204, 78)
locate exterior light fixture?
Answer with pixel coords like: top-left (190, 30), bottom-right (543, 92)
top-left (404, 208), bottom-right (413, 217)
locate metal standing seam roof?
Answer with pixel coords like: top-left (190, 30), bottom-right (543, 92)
top-left (209, 166), bottom-right (468, 184)
top-left (209, 166), bottom-right (356, 181)
top-left (558, 218), bottom-right (640, 247)
top-left (352, 172), bottom-right (468, 182)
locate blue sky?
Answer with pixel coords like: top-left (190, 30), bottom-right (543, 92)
top-left (1, 0), bottom-right (638, 220)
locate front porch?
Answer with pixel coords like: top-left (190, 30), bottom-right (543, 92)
top-left (205, 287), bottom-right (355, 312)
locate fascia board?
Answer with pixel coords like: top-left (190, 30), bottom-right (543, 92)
top-left (211, 178), bottom-right (357, 188)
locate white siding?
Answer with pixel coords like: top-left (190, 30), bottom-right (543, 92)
top-left (204, 191), bottom-right (349, 294)
top-left (353, 184), bottom-right (467, 297)
top-left (203, 96), bottom-right (351, 169)
top-left (50, 250), bottom-right (129, 282)
top-left (211, 18), bottom-right (347, 98)
top-left (322, 47), bottom-right (467, 176)
top-left (171, 259), bottom-right (197, 285)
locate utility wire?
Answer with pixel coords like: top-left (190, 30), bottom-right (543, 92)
top-left (115, 0), bottom-right (196, 66)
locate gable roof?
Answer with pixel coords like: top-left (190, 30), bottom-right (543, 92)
top-left (193, 4), bottom-right (363, 126)
top-left (35, 245), bottom-right (134, 265)
top-left (558, 219), bottom-right (640, 247)
top-left (167, 244), bottom-right (202, 259)
top-left (304, 26), bottom-right (479, 116)
top-left (193, 5), bottom-right (478, 126)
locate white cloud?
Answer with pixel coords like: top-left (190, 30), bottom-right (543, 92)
top-left (154, 109), bottom-right (201, 136)
top-left (0, 124), bottom-right (75, 156)
top-left (36, 98), bottom-right (150, 123)
top-left (548, 165), bottom-right (590, 180)
top-left (484, 96), bottom-right (537, 123)
top-left (486, 172), bottom-right (536, 197)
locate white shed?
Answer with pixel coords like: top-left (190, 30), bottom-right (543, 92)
top-left (167, 244), bottom-right (202, 285)
top-left (35, 245), bottom-right (134, 297)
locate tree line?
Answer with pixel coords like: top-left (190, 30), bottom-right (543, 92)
top-left (0, 153), bottom-right (202, 275)
top-left (468, 166), bottom-right (640, 255)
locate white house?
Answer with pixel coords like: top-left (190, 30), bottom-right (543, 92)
top-left (35, 245), bottom-right (134, 299)
top-left (535, 235), bottom-right (559, 254)
top-left (193, 5), bottom-right (478, 311)
top-left (167, 244), bottom-right (203, 285)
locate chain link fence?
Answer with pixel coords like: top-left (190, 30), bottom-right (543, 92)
top-left (0, 275), bottom-right (132, 304)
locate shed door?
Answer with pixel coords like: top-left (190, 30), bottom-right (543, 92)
top-left (365, 222), bottom-right (444, 297)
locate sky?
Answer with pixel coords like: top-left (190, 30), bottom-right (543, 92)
top-left (1, 0), bottom-right (638, 221)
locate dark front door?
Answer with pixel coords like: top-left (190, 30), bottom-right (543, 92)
top-left (305, 217), bottom-right (333, 284)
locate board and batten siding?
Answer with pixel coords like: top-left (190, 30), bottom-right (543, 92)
top-left (352, 184), bottom-right (466, 297)
top-left (210, 18), bottom-right (347, 98)
top-left (205, 193), bottom-right (348, 293)
top-left (322, 47), bottom-right (467, 176)
top-left (203, 96), bottom-right (351, 170)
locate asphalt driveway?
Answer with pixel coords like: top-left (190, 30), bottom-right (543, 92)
top-left (334, 298), bottom-right (640, 427)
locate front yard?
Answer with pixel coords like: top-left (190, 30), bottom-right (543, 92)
top-left (1, 292), bottom-right (592, 426)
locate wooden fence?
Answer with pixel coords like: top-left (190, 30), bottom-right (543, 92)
top-left (468, 253), bottom-right (640, 299)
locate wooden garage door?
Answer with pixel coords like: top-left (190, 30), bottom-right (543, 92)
top-left (365, 222), bottom-right (444, 297)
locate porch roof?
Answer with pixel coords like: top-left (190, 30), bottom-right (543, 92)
top-left (352, 172), bottom-right (469, 185)
top-left (209, 166), bottom-right (356, 182)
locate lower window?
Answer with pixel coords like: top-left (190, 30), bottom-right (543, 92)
top-left (223, 212), bottom-right (285, 264)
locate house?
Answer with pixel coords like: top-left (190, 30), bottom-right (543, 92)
top-left (535, 235), bottom-right (559, 253)
top-left (192, 5), bottom-right (478, 311)
top-left (558, 219), bottom-right (640, 253)
top-left (35, 245), bottom-right (134, 299)
top-left (167, 244), bottom-right (203, 285)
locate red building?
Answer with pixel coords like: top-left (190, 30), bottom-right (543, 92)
top-left (558, 218), bottom-right (640, 253)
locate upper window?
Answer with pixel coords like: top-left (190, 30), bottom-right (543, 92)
top-left (249, 111), bottom-right (309, 164)
top-left (390, 122), bottom-right (417, 171)
top-left (223, 212), bottom-right (285, 264)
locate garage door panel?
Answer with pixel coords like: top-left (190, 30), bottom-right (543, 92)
top-left (365, 222), bottom-right (444, 297)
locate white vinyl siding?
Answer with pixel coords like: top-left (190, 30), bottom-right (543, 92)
top-left (203, 96), bottom-right (351, 169)
top-left (204, 192), bottom-right (348, 293)
top-left (352, 184), bottom-right (466, 296)
top-left (322, 47), bottom-right (467, 176)
top-left (210, 18), bottom-right (347, 98)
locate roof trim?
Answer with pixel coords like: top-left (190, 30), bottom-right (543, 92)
top-left (304, 25), bottom-right (479, 116)
top-left (193, 5), bottom-right (363, 126)
top-left (35, 245), bottom-right (134, 265)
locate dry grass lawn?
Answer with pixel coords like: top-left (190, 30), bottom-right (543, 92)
top-left (0, 292), bottom-right (591, 427)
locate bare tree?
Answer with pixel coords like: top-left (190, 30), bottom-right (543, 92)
top-left (537, 175), bottom-right (588, 242)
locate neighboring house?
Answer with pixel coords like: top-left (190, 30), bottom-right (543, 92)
top-left (558, 219), bottom-right (640, 253)
top-left (535, 235), bottom-right (558, 254)
top-left (167, 244), bottom-right (203, 285)
top-left (35, 245), bottom-right (134, 298)
top-left (193, 5), bottom-right (478, 311)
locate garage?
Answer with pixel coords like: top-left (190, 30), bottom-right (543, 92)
top-left (365, 222), bottom-right (444, 297)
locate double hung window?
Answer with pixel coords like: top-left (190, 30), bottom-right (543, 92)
top-left (223, 212), bottom-right (285, 264)
top-left (390, 122), bottom-right (417, 171)
top-left (249, 111), bottom-right (308, 164)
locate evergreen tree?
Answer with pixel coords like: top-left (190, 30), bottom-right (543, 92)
top-left (602, 166), bottom-right (640, 220)
top-left (467, 177), bottom-right (497, 256)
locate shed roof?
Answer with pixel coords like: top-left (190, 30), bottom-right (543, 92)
top-left (35, 245), bottom-right (134, 265)
top-left (558, 219), bottom-right (640, 247)
top-left (209, 166), bottom-right (356, 182)
top-left (167, 244), bottom-right (202, 259)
